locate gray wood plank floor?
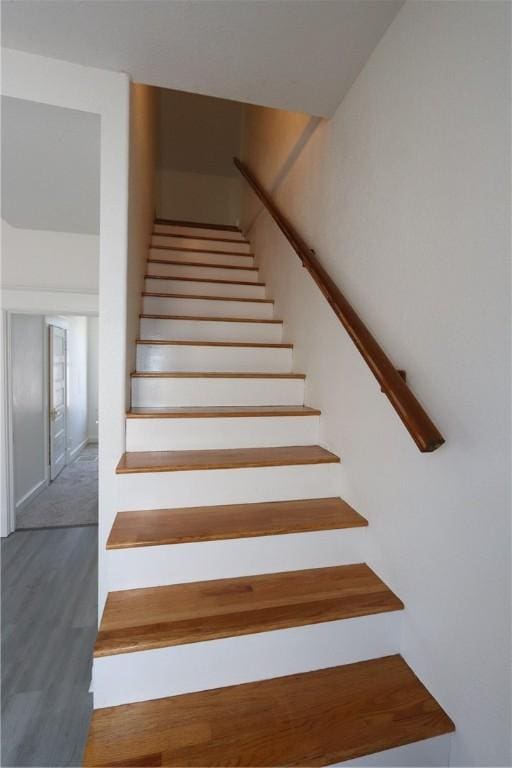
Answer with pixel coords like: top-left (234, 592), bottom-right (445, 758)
top-left (1, 525), bottom-right (97, 767)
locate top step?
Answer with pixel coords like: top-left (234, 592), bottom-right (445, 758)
top-left (154, 219), bottom-right (247, 242)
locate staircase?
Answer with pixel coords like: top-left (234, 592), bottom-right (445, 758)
top-left (84, 220), bottom-right (454, 766)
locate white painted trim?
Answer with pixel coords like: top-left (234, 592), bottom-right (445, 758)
top-left (1, 288), bottom-right (99, 315)
top-left (107, 527), bottom-right (367, 591)
top-left (2, 285), bottom-right (98, 295)
top-left (333, 734), bottom-right (452, 767)
top-left (131, 374), bottom-right (305, 408)
top-left (42, 321), bottom-right (51, 489)
top-left (116, 463), bottom-right (341, 511)
top-left (125, 413), bottom-right (320, 451)
top-left (44, 316), bottom-right (69, 329)
top-left (93, 611), bottom-right (401, 708)
top-left (1, 50), bottom-right (130, 622)
top-left (3, 311), bottom-right (52, 530)
top-left (135, 343), bottom-right (292, 374)
top-left (2, 311), bottom-right (15, 535)
top-left (48, 323), bottom-right (67, 481)
top-left (68, 437), bottom-right (89, 464)
top-left (15, 477), bottom-right (49, 512)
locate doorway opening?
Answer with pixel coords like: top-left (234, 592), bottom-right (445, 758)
top-left (9, 313), bottom-right (99, 531)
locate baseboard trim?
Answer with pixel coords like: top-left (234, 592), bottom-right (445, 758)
top-left (69, 438), bottom-right (89, 463)
top-left (15, 477), bottom-right (49, 512)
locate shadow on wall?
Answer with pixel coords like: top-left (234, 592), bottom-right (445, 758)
top-left (156, 88), bottom-right (244, 226)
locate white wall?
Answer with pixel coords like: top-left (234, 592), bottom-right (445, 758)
top-left (87, 316), bottom-right (99, 442)
top-left (10, 314), bottom-right (47, 508)
top-left (126, 83), bottom-right (158, 400)
top-left (1, 219), bottom-right (99, 294)
top-left (240, 105), bottom-right (319, 231)
top-left (2, 96), bottom-right (100, 234)
top-left (157, 169), bottom-right (241, 227)
top-left (157, 88), bottom-right (242, 224)
top-left (242, 2), bottom-right (511, 766)
top-left (1, 50), bottom-right (130, 619)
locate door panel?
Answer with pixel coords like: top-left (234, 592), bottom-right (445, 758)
top-left (49, 325), bottom-right (67, 481)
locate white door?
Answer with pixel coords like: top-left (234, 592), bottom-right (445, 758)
top-left (49, 325), bottom-right (67, 481)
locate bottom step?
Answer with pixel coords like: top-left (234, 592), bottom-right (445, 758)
top-left (84, 655), bottom-right (454, 767)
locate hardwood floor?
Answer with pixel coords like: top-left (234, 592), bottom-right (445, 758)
top-left (150, 246), bottom-right (254, 256)
top-left (126, 405), bottom-right (321, 418)
top-left (83, 655), bottom-right (455, 767)
top-left (106, 497), bottom-right (367, 549)
top-left (115, 445), bottom-right (340, 474)
top-left (139, 314), bottom-right (283, 324)
top-left (131, 371), bottom-right (305, 379)
top-left (94, 564), bottom-right (403, 657)
top-left (142, 292), bottom-right (273, 303)
top-left (1, 525), bottom-right (97, 767)
top-left (146, 260), bottom-right (258, 271)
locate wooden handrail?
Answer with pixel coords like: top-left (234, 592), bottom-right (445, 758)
top-left (234, 157), bottom-right (445, 453)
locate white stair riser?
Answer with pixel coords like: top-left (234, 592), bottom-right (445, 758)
top-left (108, 528), bottom-right (366, 591)
top-left (142, 295), bottom-right (273, 320)
top-left (154, 223), bottom-right (246, 241)
top-left (139, 318), bottom-right (283, 344)
top-left (136, 344), bottom-right (293, 373)
top-left (131, 376), bottom-right (305, 407)
top-left (125, 414), bottom-right (320, 451)
top-left (147, 261), bottom-right (260, 282)
top-left (144, 277), bottom-right (266, 300)
top-left (116, 463), bottom-right (340, 511)
top-left (150, 247), bottom-right (254, 267)
top-left (93, 612), bottom-right (401, 708)
top-left (152, 235), bottom-right (252, 254)
top-left (335, 734), bottom-right (452, 767)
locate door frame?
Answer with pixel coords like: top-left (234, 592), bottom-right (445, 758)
top-left (48, 322), bottom-right (68, 482)
top-left (2, 52), bottom-right (129, 623)
top-left (2, 311), bottom-right (16, 535)
top-left (3, 311), bottom-right (51, 533)
top-left (2, 310), bottom-right (98, 534)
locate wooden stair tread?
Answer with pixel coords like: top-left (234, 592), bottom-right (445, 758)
top-left (107, 497), bottom-right (367, 550)
top-left (94, 564), bottom-right (402, 656)
top-left (126, 405), bottom-right (319, 418)
top-left (130, 371), bottom-right (305, 378)
top-left (147, 259), bottom-right (257, 271)
top-left (143, 292), bottom-right (272, 303)
top-left (151, 245), bottom-right (254, 257)
top-left (115, 445), bottom-right (340, 474)
top-left (83, 655), bottom-right (454, 766)
top-left (152, 232), bottom-right (250, 245)
top-left (139, 314), bottom-right (282, 324)
top-left (145, 275), bottom-right (265, 287)
top-left (155, 217), bottom-right (241, 232)
top-left (135, 339), bottom-right (292, 348)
